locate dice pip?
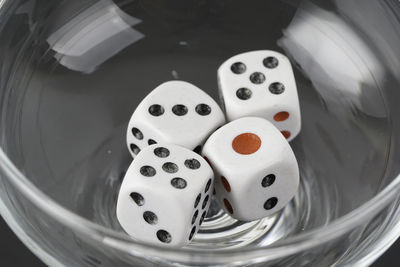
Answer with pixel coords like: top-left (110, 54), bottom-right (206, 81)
top-left (127, 81), bottom-right (226, 157)
top-left (117, 144), bottom-right (214, 247)
top-left (202, 117), bottom-right (299, 221)
top-left (218, 50), bottom-right (301, 141)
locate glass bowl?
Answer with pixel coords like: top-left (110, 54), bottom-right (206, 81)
top-left (1, 0), bottom-right (400, 266)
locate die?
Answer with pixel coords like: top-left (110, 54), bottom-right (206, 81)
top-left (218, 50), bottom-right (301, 141)
top-left (116, 144), bottom-right (214, 247)
top-left (127, 81), bottom-right (226, 157)
top-left (202, 117), bottom-right (299, 221)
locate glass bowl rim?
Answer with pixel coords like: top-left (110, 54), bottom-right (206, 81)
top-left (0, 0), bottom-right (399, 260)
top-left (1, 145), bottom-right (399, 261)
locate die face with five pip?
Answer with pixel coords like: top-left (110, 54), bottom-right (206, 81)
top-left (127, 81), bottom-right (226, 157)
top-left (202, 117), bottom-right (299, 222)
top-left (117, 144), bottom-right (214, 247)
top-left (218, 50), bottom-right (301, 141)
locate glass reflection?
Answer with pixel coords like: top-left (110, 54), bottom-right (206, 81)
top-left (280, 1), bottom-right (386, 117)
top-left (47, 0), bottom-right (144, 73)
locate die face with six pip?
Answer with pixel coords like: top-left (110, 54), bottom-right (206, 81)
top-left (127, 81), bottom-right (226, 157)
top-left (218, 50), bottom-right (301, 141)
top-left (202, 117), bottom-right (299, 222)
top-left (117, 144), bottom-right (214, 247)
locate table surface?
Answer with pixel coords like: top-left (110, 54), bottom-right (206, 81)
top-left (0, 216), bottom-right (396, 266)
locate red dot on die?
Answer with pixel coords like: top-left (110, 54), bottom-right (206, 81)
top-left (281, 131), bottom-right (291, 139)
top-left (224, 199), bottom-right (234, 214)
top-left (221, 176), bottom-right (231, 193)
top-left (274, 111), bottom-right (290, 122)
top-left (232, 133), bottom-right (261, 155)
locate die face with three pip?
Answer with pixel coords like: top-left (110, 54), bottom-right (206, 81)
top-left (202, 117), bottom-right (299, 222)
top-left (117, 144), bottom-right (214, 247)
top-left (218, 50), bottom-right (301, 141)
top-left (127, 81), bottom-right (226, 157)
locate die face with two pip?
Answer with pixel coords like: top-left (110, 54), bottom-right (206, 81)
top-left (127, 81), bottom-right (226, 157)
top-left (202, 117), bottom-right (299, 222)
top-left (117, 144), bottom-right (214, 247)
top-left (218, 50), bottom-right (301, 141)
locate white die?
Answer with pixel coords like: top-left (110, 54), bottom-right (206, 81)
top-left (116, 144), bottom-right (214, 247)
top-left (127, 81), bottom-right (226, 157)
top-left (202, 117), bottom-right (299, 221)
top-left (218, 50), bottom-right (301, 141)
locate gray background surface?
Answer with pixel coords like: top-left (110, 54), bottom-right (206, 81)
top-left (0, 216), bottom-right (396, 266)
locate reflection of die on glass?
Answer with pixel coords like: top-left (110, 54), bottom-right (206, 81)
top-left (218, 50), bottom-right (301, 141)
top-left (203, 117), bottom-right (299, 221)
top-left (126, 81), bottom-right (226, 157)
top-left (117, 144), bottom-right (214, 247)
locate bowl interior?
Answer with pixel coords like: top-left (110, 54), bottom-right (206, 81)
top-left (1, 0), bottom-right (399, 250)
